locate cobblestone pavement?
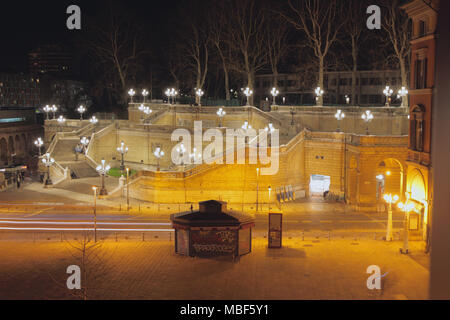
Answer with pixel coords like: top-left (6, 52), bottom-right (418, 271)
top-left (0, 237), bottom-right (429, 300)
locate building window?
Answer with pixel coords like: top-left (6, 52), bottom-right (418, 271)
top-left (411, 105), bottom-right (425, 152)
top-left (419, 20), bottom-right (426, 37)
top-left (415, 57), bottom-right (428, 89)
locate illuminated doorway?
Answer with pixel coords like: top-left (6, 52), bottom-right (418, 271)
top-left (310, 175), bottom-right (330, 197)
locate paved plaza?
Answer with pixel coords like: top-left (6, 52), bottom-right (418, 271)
top-left (0, 238), bottom-right (428, 300)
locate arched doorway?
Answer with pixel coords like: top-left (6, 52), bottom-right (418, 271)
top-left (0, 138), bottom-right (7, 165)
top-left (376, 158), bottom-right (404, 211)
top-left (407, 169), bottom-right (428, 237)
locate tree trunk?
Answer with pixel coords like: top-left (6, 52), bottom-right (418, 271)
top-left (317, 57), bottom-right (324, 106)
top-left (400, 58), bottom-right (408, 107)
top-left (224, 67), bottom-right (230, 101)
top-left (351, 37), bottom-right (358, 105)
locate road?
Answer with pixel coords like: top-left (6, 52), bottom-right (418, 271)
top-left (0, 202), bottom-right (406, 240)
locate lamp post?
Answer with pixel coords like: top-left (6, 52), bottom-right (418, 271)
top-left (34, 137), bottom-right (44, 157)
top-left (216, 108), bottom-right (226, 127)
top-left (383, 194), bottom-right (399, 241)
top-left (335, 109), bottom-right (345, 132)
top-left (398, 87), bottom-right (408, 107)
top-left (290, 107), bottom-right (296, 126)
top-left (57, 115), bottom-right (66, 132)
top-left (361, 110), bottom-right (374, 135)
top-left (43, 105), bottom-right (52, 120)
top-left (117, 141), bottom-right (128, 171)
top-left (90, 116), bottom-right (98, 135)
top-left (196, 88), bottom-right (204, 106)
top-left (270, 87), bottom-right (279, 105)
top-left (153, 147), bottom-right (164, 171)
top-left (138, 104), bottom-right (145, 121)
top-left (80, 137), bottom-right (90, 155)
top-left (264, 123), bottom-right (275, 147)
top-left (143, 106), bottom-right (152, 123)
top-left (92, 186), bottom-right (97, 242)
top-left (315, 87), bottom-right (324, 105)
top-left (268, 186), bottom-right (272, 212)
top-left (126, 168), bottom-right (130, 212)
top-left (170, 88), bottom-right (178, 105)
top-left (383, 86), bottom-right (394, 107)
top-left (77, 105), bottom-right (86, 121)
top-left (128, 89), bottom-right (136, 103)
top-left (142, 89), bottom-right (149, 103)
top-left (398, 201), bottom-right (415, 254)
top-left (51, 105), bottom-right (58, 120)
top-left (244, 87), bottom-right (253, 106)
top-left (176, 143), bottom-right (186, 168)
top-left (42, 153), bottom-right (55, 186)
top-left (256, 168), bottom-right (260, 212)
top-left (242, 121), bottom-right (252, 144)
top-left (165, 88), bottom-right (171, 104)
top-left (96, 159), bottom-right (111, 196)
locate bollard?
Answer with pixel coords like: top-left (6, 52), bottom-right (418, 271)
top-left (115, 233), bottom-right (118, 242)
top-left (139, 204), bottom-right (141, 213)
top-left (142, 233), bottom-right (145, 242)
top-left (302, 231), bottom-right (304, 241)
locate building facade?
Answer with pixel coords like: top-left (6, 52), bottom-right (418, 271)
top-left (0, 73), bottom-right (40, 108)
top-left (29, 44), bottom-right (73, 78)
top-left (402, 0), bottom-right (439, 241)
top-left (255, 70), bottom-right (403, 107)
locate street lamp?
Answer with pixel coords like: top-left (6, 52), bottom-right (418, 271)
top-left (43, 105), bottom-right (52, 120)
top-left (383, 194), bottom-right (399, 241)
top-left (361, 110), bottom-right (374, 135)
top-left (142, 89), bottom-right (149, 103)
top-left (176, 143), bottom-right (186, 167)
top-left (335, 109), bottom-right (345, 132)
top-left (117, 141), bottom-right (128, 171)
top-left (398, 201), bottom-right (415, 254)
top-left (34, 137), bottom-right (44, 157)
top-left (92, 186), bottom-right (98, 242)
top-left (51, 105), bottom-right (58, 119)
top-left (143, 106), bottom-right (152, 123)
top-left (270, 87), bottom-right (279, 105)
top-left (244, 87), bottom-right (253, 106)
top-left (242, 120), bottom-right (252, 131)
top-left (189, 147), bottom-right (202, 164)
top-left (96, 159), bottom-right (111, 196)
top-left (57, 115), bottom-right (66, 132)
top-left (165, 89), bottom-right (171, 104)
top-left (345, 95), bottom-right (350, 105)
top-left (153, 147), bottom-right (164, 171)
top-left (398, 87), bottom-right (408, 107)
top-left (42, 153), bottom-right (55, 186)
top-left (90, 116), bottom-right (98, 135)
top-left (265, 123), bottom-right (275, 147)
top-left (77, 105), bottom-right (86, 121)
top-left (216, 108), bottom-right (226, 127)
top-left (268, 186), bottom-right (272, 212)
top-left (383, 86), bottom-right (394, 107)
top-left (315, 87), bottom-right (324, 105)
top-left (196, 88), bottom-right (204, 106)
top-left (80, 137), bottom-right (90, 155)
top-left (128, 89), bottom-right (136, 103)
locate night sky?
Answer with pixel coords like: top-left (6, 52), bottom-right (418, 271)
top-left (0, 0), bottom-right (176, 72)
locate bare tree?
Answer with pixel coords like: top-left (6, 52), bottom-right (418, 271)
top-left (284, 0), bottom-right (345, 105)
top-left (266, 13), bottom-right (290, 88)
top-left (382, 0), bottom-right (411, 90)
top-left (344, 0), bottom-right (367, 105)
top-left (209, 2), bottom-right (232, 101)
top-left (84, 7), bottom-right (150, 105)
top-left (227, 0), bottom-right (268, 106)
